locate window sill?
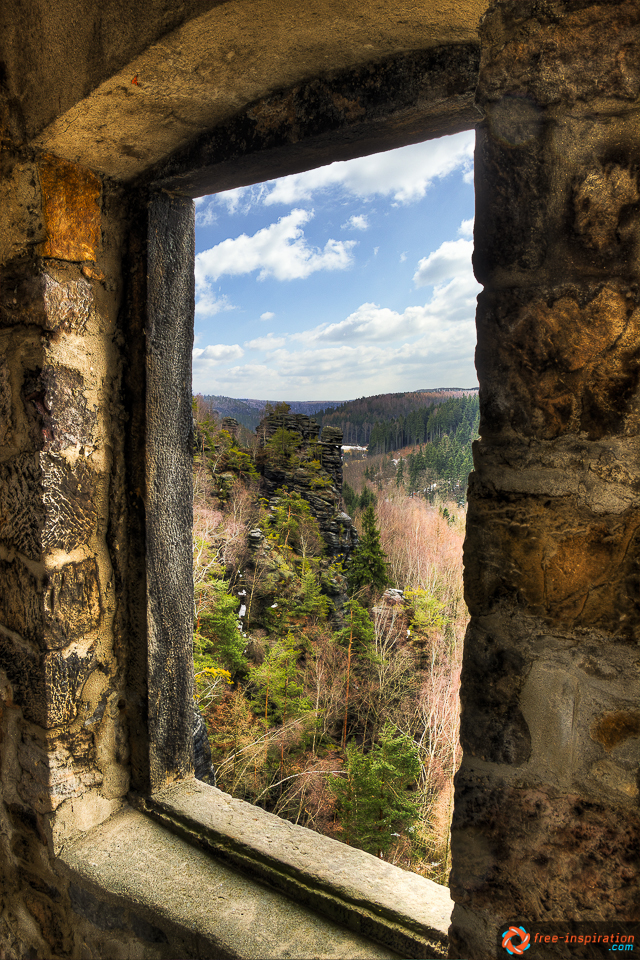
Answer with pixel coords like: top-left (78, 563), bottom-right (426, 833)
top-left (139, 779), bottom-right (451, 958)
top-left (57, 780), bottom-right (451, 959)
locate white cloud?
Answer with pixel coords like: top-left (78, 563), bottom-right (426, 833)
top-left (260, 311), bottom-right (275, 321)
top-left (194, 310), bottom-right (478, 396)
top-left (294, 270), bottom-right (480, 347)
top-left (195, 201), bottom-right (218, 227)
top-left (413, 238), bottom-right (474, 288)
top-left (400, 252), bottom-right (407, 263)
top-left (194, 290), bottom-right (234, 319)
top-left (458, 218), bottom-right (474, 238)
top-left (342, 214), bottom-right (369, 231)
top-left (195, 209), bottom-right (356, 283)
top-left (244, 333), bottom-right (286, 351)
top-left (260, 132), bottom-right (474, 207)
top-left (192, 344), bottom-right (244, 363)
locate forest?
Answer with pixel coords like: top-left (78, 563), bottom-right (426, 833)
top-left (191, 394), bottom-right (476, 883)
top-left (315, 388), bottom-right (478, 447)
top-left (202, 387), bottom-right (478, 444)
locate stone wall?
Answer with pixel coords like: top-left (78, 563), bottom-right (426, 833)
top-left (0, 151), bottom-right (135, 954)
top-left (450, 3), bottom-right (640, 956)
top-left (1, 2), bottom-right (639, 958)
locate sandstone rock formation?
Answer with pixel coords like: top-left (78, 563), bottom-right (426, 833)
top-left (257, 412), bottom-right (358, 562)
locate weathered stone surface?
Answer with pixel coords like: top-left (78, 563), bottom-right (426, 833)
top-left (42, 455), bottom-right (98, 554)
top-left (0, 351), bottom-right (13, 446)
top-left (42, 272), bottom-right (94, 333)
top-left (44, 558), bottom-right (102, 649)
top-left (476, 284), bottom-right (640, 441)
top-left (0, 556), bottom-right (43, 647)
top-left (0, 632), bottom-right (96, 729)
top-left (590, 710), bottom-right (640, 754)
top-left (24, 890), bottom-right (71, 953)
top-left (59, 803), bottom-right (428, 960)
top-left (22, 365), bottom-right (97, 452)
top-left (17, 728), bottom-right (102, 813)
top-left (38, 155), bottom-right (101, 263)
top-left (471, 435), bottom-right (640, 516)
top-left (477, 1), bottom-right (640, 107)
top-left (450, 767), bottom-right (640, 922)
top-left (464, 490), bottom-right (640, 638)
top-left (146, 192), bottom-right (195, 791)
top-left (458, 619), bottom-right (531, 766)
top-left (473, 111), bottom-right (548, 282)
top-left (454, 5), bottom-right (640, 955)
top-left (147, 779), bottom-right (451, 958)
top-left (573, 162), bottom-right (640, 254)
top-left (0, 261), bottom-right (94, 331)
top-left (0, 453), bottom-right (46, 560)
top-left (69, 883), bottom-right (126, 932)
top-left (0, 160), bottom-right (46, 266)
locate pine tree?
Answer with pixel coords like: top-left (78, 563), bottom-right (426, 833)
top-left (348, 505), bottom-right (389, 595)
top-left (194, 577), bottom-right (247, 676)
top-left (328, 724), bottom-right (421, 857)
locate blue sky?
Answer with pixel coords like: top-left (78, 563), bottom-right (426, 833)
top-left (193, 130), bottom-right (480, 402)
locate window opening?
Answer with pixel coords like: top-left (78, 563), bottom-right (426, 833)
top-left (191, 132), bottom-right (478, 884)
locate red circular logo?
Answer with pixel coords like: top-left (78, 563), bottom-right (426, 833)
top-left (502, 926), bottom-right (531, 955)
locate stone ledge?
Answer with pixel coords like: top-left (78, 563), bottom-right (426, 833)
top-left (57, 804), bottom-right (404, 959)
top-left (135, 779), bottom-right (451, 959)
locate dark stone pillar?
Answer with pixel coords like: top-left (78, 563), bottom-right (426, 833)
top-left (146, 192), bottom-right (196, 791)
top-left (450, 3), bottom-right (640, 956)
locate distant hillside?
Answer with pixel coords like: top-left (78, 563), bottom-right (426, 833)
top-left (315, 388), bottom-right (478, 446)
top-left (202, 396), bottom-right (344, 431)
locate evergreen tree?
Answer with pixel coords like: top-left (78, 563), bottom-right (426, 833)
top-left (395, 458), bottom-right (404, 488)
top-left (348, 505), bottom-right (389, 594)
top-left (250, 635), bottom-right (311, 724)
top-left (358, 486), bottom-right (377, 511)
top-left (194, 577), bottom-right (247, 676)
top-left (328, 723), bottom-right (421, 857)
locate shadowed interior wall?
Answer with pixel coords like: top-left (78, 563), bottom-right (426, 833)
top-left (0, 2), bottom-right (639, 958)
top-left (451, 3), bottom-right (640, 957)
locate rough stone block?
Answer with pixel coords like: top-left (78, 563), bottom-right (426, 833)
top-left (17, 728), bottom-right (102, 812)
top-left (0, 454), bottom-right (98, 559)
top-left (458, 618), bottom-right (531, 766)
top-left (0, 351), bottom-right (13, 446)
top-left (572, 161), bottom-right (639, 256)
top-left (0, 261), bottom-right (94, 332)
top-left (0, 633), bottom-right (96, 729)
top-left (0, 453), bottom-right (46, 560)
top-left (38, 156), bottom-right (101, 263)
top-left (44, 558), bottom-right (102, 649)
top-left (22, 365), bottom-right (97, 452)
top-left (473, 113), bottom-right (548, 282)
top-left (42, 272), bottom-right (94, 333)
top-left (464, 490), bottom-right (640, 638)
top-left (0, 161), bottom-right (46, 266)
top-left (0, 556), bottom-right (43, 647)
top-left (450, 766), bottom-right (640, 923)
top-left (0, 554), bottom-right (101, 653)
top-left (41, 455), bottom-right (98, 554)
top-left (476, 284), bottom-right (640, 441)
top-left (477, 1), bottom-right (640, 107)
top-left (24, 891), bottom-right (71, 954)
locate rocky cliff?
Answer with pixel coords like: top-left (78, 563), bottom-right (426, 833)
top-left (256, 412), bottom-right (358, 562)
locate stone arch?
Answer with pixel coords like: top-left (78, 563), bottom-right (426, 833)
top-left (1, 3), bottom-right (639, 958)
